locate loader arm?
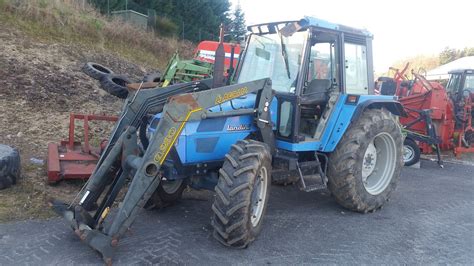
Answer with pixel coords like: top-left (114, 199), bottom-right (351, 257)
top-left (52, 78), bottom-right (274, 264)
top-left (80, 79), bottom-right (214, 210)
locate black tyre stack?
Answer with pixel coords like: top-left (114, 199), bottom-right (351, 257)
top-left (0, 144), bottom-right (21, 190)
top-left (82, 62), bottom-right (114, 80)
top-left (82, 62), bottom-right (132, 99)
top-left (99, 74), bottom-right (132, 99)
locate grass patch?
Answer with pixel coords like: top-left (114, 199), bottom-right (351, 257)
top-left (0, 0), bottom-right (194, 69)
top-left (0, 177), bottom-right (56, 223)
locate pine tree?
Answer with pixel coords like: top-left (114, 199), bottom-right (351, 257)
top-left (230, 3), bottom-right (246, 42)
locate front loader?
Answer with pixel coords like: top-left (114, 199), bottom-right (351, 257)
top-left (51, 17), bottom-right (406, 264)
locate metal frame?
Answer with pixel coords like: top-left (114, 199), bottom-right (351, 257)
top-left (47, 114), bottom-right (118, 183)
top-left (402, 108), bottom-right (443, 167)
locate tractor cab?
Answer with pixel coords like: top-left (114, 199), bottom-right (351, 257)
top-left (446, 69), bottom-right (474, 101)
top-left (446, 69), bottom-right (474, 129)
top-left (235, 17), bottom-right (376, 148)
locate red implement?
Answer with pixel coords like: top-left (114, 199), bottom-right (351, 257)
top-left (378, 65), bottom-right (474, 159)
top-left (47, 113), bottom-right (118, 183)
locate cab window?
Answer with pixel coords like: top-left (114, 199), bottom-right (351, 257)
top-left (344, 43), bottom-right (368, 94)
top-left (463, 74), bottom-right (474, 91)
top-left (307, 42), bottom-right (337, 84)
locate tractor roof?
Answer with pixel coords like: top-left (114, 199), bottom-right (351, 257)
top-left (448, 69), bottom-right (474, 74)
top-left (247, 16), bottom-right (372, 38)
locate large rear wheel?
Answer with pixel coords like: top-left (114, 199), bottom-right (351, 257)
top-left (211, 140), bottom-right (271, 248)
top-left (327, 108), bottom-right (403, 213)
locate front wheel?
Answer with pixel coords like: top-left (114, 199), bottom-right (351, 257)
top-left (145, 179), bottom-right (186, 209)
top-left (211, 140), bottom-right (272, 248)
top-left (327, 108), bottom-right (403, 213)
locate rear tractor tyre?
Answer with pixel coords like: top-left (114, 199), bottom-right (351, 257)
top-left (212, 140), bottom-right (272, 248)
top-left (403, 138), bottom-right (420, 166)
top-left (82, 62), bottom-right (114, 80)
top-left (327, 108), bottom-right (403, 213)
top-left (0, 144), bottom-right (21, 190)
top-left (145, 179), bottom-right (186, 210)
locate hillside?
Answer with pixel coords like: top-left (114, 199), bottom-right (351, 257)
top-left (0, 0), bottom-right (193, 222)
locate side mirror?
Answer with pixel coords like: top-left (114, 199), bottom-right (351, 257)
top-left (255, 47), bottom-right (270, 60)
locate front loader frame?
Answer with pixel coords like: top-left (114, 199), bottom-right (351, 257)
top-left (52, 78), bottom-right (274, 264)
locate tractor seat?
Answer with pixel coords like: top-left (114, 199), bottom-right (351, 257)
top-left (301, 79), bottom-right (331, 105)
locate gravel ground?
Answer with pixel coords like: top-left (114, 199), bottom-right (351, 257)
top-left (0, 159), bottom-right (472, 265)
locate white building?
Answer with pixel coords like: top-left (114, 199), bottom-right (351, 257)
top-left (426, 56), bottom-right (474, 80)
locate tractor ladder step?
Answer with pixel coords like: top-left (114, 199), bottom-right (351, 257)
top-left (296, 161), bottom-right (327, 192)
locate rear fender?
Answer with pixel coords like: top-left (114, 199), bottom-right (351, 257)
top-left (351, 99), bottom-right (407, 123)
top-left (322, 96), bottom-right (405, 152)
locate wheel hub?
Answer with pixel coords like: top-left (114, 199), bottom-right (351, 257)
top-left (250, 167), bottom-right (268, 227)
top-left (403, 145), bottom-right (415, 162)
top-left (362, 142), bottom-right (377, 179)
top-left (361, 132), bottom-right (397, 195)
top-left (161, 179), bottom-right (183, 194)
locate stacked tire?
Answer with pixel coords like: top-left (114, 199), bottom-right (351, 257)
top-left (0, 144), bottom-right (21, 190)
top-left (142, 72), bottom-right (162, 83)
top-left (82, 62), bottom-right (163, 99)
top-left (82, 62), bottom-right (131, 99)
top-left (99, 74), bottom-right (132, 99)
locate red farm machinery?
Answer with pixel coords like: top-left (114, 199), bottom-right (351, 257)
top-left (377, 64), bottom-right (474, 166)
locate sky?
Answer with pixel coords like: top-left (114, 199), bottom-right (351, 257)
top-left (230, 0), bottom-right (474, 72)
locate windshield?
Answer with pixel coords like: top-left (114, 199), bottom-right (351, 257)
top-left (237, 31), bottom-right (307, 93)
top-left (446, 74), bottom-right (462, 93)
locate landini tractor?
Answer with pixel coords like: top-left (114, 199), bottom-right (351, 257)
top-left (51, 17), bottom-right (405, 264)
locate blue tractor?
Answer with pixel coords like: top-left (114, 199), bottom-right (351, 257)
top-left (52, 17), bottom-right (405, 263)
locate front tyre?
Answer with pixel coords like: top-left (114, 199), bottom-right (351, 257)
top-left (145, 179), bottom-right (186, 209)
top-left (327, 108), bottom-right (403, 213)
top-left (212, 140), bottom-right (271, 248)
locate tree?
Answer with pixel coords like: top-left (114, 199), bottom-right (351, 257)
top-left (439, 46), bottom-right (474, 65)
top-left (88, 0), bottom-right (232, 43)
top-left (229, 3), bottom-right (246, 42)
top-left (149, 0), bottom-right (232, 42)
top-left (439, 46), bottom-right (459, 65)
top-left (460, 47), bottom-right (474, 58)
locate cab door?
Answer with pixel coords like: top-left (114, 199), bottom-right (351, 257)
top-left (342, 34), bottom-right (374, 95)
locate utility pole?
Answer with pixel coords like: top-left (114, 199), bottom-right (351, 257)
top-left (125, 0), bottom-right (128, 11)
top-left (107, 0), bottom-right (110, 15)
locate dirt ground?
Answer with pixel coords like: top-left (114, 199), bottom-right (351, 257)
top-left (0, 25), bottom-right (153, 222)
